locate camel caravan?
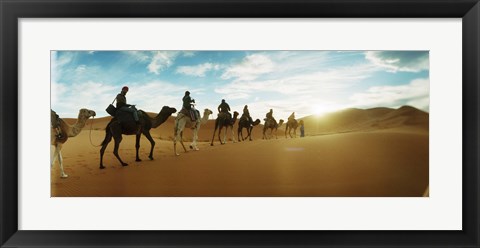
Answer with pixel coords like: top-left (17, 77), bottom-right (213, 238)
top-left (51, 87), bottom-right (304, 178)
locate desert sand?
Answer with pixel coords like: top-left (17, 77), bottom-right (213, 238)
top-left (51, 106), bottom-right (429, 197)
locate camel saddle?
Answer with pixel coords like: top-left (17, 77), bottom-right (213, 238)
top-left (51, 110), bottom-right (67, 142)
top-left (240, 115), bottom-right (252, 125)
top-left (114, 109), bottom-right (142, 124)
top-left (179, 108), bottom-right (198, 122)
top-left (218, 112), bottom-right (233, 124)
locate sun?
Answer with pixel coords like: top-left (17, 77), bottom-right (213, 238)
top-left (311, 104), bottom-right (328, 116)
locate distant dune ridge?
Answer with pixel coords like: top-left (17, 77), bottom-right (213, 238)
top-left (66, 105), bottom-right (428, 141)
top-left (54, 105), bottom-right (429, 197)
top-left (300, 105), bottom-right (428, 135)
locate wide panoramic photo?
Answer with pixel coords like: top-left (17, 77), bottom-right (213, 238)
top-left (50, 50), bottom-right (429, 197)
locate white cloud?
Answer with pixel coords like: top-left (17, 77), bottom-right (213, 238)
top-left (51, 80), bottom-right (185, 117)
top-left (126, 81), bottom-right (186, 113)
top-left (51, 51), bottom-right (74, 85)
top-left (51, 81), bottom-right (117, 117)
top-left (215, 64), bottom-right (374, 98)
top-left (75, 65), bottom-right (86, 73)
top-left (147, 51), bottom-right (180, 75)
top-left (221, 54), bottom-right (275, 81)
top-left (176, 63), bottom-right (221, 77)
top-left (365, 51), bottom-right (429, 73)
top-left (182, 51), bottom-right (196, 57)
top-left (350, 78), bottom-right (429, 111)
top-left (51, 82), bottom-right (68, 109)
top-left (125, 51), bottom-right (150, 62)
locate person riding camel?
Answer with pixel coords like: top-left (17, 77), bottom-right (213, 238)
top-left (288, 112), bottom-right (295, 121)
top-left (182, 91), bottom-right (196, 121)
top-left (116, 86), bottom-right (139, 123)
top-left (242, 105), bottom-right (253, 124)
top-left (218, 99), bottom-right (232, 121)
top-left (266, 109), bottom-right (277, 124)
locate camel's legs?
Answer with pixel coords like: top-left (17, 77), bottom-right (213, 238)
top-left (99, 132), bottom-right (112, 169)
top-left (51, 144), bottom-right (67, 178)
top-left (174, 119), bottom-right (182, 155)
top-left (220, 126), bottom-right (226, 144)
top-left (113, 135), bottom-right (128, 166)
top-left (135, 133), bottom-right (142, 162)
top-left (210, 119), bottom-right (220, 146)
top-left (190, 126), bottom-right (199, 150)
top-left (173, 132), bottom-right (179, 156)
top-left (248, 126), bottom-right (253, 141)
top-left (57, 145), bottom-right (68, 178)
top-left (230, 126), bottom-right (237, 143)
top-left (174, 131), bottom-right (181, 156)
top-left (174, 120), bottom-right (188, 155)
top-left (238, 127), bottom-right (243, 141)
top-left (142, 131), bottom-right (155, 160)
top-left (179, 131), bottom-right (187, 152)
top-left (51, 145), bottom-right (59, 169)
top-left (210, 125), bottom-right (218, 146)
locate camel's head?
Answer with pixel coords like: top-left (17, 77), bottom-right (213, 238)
top-left (278, 119), bottom-right (285, 125)
top-left (204, 108), bottom-right (213, 116)
top-left (160, 106), bottom-right (177, 116)
top-left (233, 111), bottom-right (239, 118)
top-left (78, 108), bottom-right (96, 119)
top-left (253, 119), bottom-right (261, 126)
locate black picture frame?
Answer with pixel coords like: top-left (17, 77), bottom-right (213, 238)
top-left (1, 0), bottom-right (479, 247)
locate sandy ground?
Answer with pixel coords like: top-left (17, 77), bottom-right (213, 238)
top-left (51, 106), bottom-right (429, 197)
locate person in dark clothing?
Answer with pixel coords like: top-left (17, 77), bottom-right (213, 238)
top-left (266, 109), bottom-right (276, 124)
top-left (182, 91), bottom-right (196, 121)
top-left (116, 86), bottom-right (139, 122)
top-left (182, 91), bottom-right (193, 110)
top-left (218, 99), bottom-right (232, 120)
top-left (299, 119), bottom-right (305, 137)
top-left (242, 105), bottom-right (253, 124)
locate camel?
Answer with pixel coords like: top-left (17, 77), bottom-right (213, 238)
top-left (285, 118), bottom-right (299, 138)
top-left (262, 119), bottom-right (284, 139)
top-left (237, 117), bottom-right (261, 141)
top-left (210, 111), bottom-right (239, 146)
top-left (99, 106), bottom-right (176, 168)
top-left (51, 108), bottom-right (96, 178)
top-left (174, 108), bottom-right (213, 156)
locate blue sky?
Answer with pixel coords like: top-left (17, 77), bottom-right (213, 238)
top-left (51, 50), bottom-right (429, 118)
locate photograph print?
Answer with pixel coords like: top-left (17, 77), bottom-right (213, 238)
top-left (50, 50), bottom-right (429, 197)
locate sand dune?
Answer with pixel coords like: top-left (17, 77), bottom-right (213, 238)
top-left (53, 106), bottom-right (429, 197)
